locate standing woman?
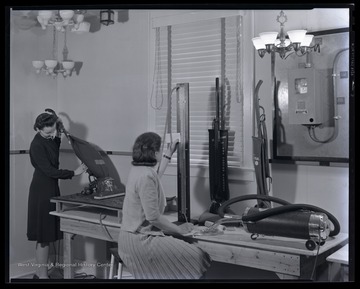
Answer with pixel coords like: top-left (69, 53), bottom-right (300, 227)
top-left (118, 132), bottom-right (212, 279)
top-left (27, 111), bottom-right (87, 279)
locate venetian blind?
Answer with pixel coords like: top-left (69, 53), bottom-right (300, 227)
top-left (151, 15), bottom-right (244, 167)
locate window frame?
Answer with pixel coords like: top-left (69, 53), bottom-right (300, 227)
top-left (148, 10), bottom-right (255, 181)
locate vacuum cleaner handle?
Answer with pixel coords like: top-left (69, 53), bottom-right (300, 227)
top-left (45, 108), bottom-right (70, 137)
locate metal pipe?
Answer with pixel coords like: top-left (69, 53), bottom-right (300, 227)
top-left (308, 48), bottom-right (349, 143)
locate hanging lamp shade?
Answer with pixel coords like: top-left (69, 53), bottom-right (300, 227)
top-left (252, 37), bottom-right (266, 50)
top-left (287, 30), bottom-right (307, 43)
top-left (100, 9), bottom-right (114, 26)
top-left (259, 32), bottom-right (278, 45)
top-left (300, 34), bottom-right (314, 47)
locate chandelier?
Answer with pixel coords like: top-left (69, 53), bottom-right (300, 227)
top-left (32, 26), bottom-right (75, 78)
top-left (37, 10), bottom-right (89, 32)
top-left (252, 10), bottom-right (320, 59)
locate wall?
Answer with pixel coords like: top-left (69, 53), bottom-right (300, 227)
top-left (57, 10), bottom-right (149, 152)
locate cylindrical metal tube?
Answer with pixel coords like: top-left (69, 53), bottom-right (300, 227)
top-left (243, 207), bottom-right (330, 241)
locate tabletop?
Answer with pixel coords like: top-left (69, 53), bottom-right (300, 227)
top-left (326, 243), bottom-right (349, 265)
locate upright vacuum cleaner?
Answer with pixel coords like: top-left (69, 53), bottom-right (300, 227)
top-left (252, 80), bottom-right (272, 208)
top-left (44, 108), bottom-right (124, 199)
top-left (208, 77), bottom-right (230, 214)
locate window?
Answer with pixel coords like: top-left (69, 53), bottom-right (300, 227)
top-left (150, 12), bottom-right (246, 169)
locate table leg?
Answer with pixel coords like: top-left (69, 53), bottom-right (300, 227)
top-left (63, 232), bottom-right (74, 279)
top-left (328, 262), bottom-right (333, 281)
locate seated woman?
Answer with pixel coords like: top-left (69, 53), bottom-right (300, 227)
top-left (118, 132), bottom-right (211, 279)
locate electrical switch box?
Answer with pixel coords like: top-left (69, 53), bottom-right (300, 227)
top-left (288, 68), bottom-right (323, 125)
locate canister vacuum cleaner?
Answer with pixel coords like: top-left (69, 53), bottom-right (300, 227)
top-left (210, 194), bottom-right (340, 251)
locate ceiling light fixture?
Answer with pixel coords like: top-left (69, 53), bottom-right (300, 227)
top-left (100, 9), bottom-right (115, 26)
top-left (37, 10), bottom-right (89, 32)
top-left (32, 26), bottom-right (75, 78)
top-left (252, 10), bottom-right (320, 59)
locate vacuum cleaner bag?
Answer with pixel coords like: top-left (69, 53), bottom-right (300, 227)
top-left (66, 134), bottom-right (124, 199)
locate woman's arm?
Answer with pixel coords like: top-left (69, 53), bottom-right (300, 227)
top-left (138, 171), bottom-right (193, 235)
top-left (150, 215), bottom-right (185, 235)
top-left (150, 215), bottom-right (194, 236)
top-left (157, 140), bottom-right (179, 178)
top-left (30, 142), bottom-right (74, 179)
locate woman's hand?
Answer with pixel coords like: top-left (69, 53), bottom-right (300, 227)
top-left (158, 139), bottom-right (180, 178)
top-left (170, 139), bottom-right (180, 155)
top-left (74, 163), bottom-right (88, 176)
top-left (178, 222), bottom-right (194, 235)
top-left (56, 117), bottom-right (65, 133)
top-left (165, 139), bottom-right (179, 158)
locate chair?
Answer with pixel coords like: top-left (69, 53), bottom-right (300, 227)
top-left (109, 247), bottom-right (123, 279)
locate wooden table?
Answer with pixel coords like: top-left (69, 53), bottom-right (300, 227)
top-left (50, 194), bottom-right (348, 280)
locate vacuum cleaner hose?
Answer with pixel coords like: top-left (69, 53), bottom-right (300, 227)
top-left (218, 194), bottom-right (340, 237)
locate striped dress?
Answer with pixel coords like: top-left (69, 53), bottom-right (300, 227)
top-left (118, 166), bottom-right (211, 279)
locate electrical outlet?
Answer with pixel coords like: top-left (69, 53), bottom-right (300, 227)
top-left (298, 63), bottom-right (306, 68)
top-left (340, 71), bottom-right (348, 78)
top-left (337, 97), bottom-right (345, 104)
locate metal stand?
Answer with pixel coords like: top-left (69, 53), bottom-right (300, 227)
top-left (176, 83), bottom-right (190, 222)
top-left (208, 77), bottom-right (230, 214)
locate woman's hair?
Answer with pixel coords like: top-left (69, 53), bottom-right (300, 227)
top-left (33, 112), bottom-right (58, 131)
top-left (132, 132), bottom-right (161, 166)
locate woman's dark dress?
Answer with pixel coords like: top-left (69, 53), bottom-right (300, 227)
top-left (27, 133), bottom-right (74, 243)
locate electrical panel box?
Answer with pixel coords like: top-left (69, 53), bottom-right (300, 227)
top-left (288, 68), bottom-right (323, 125)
